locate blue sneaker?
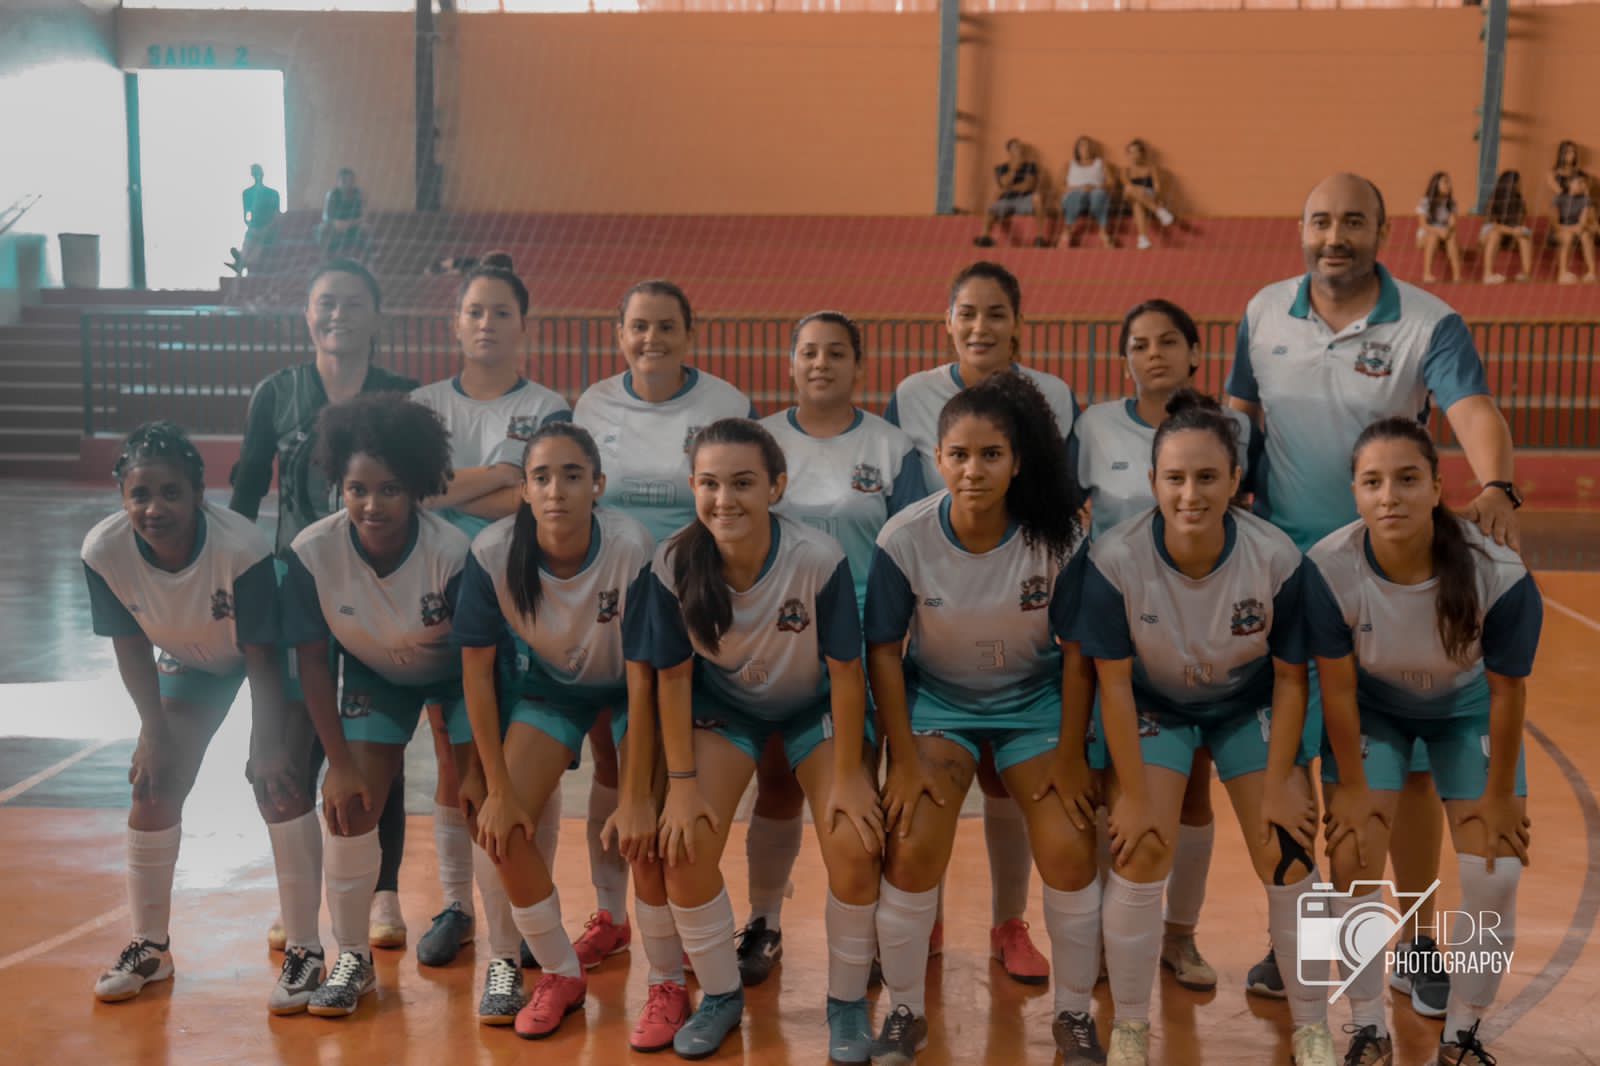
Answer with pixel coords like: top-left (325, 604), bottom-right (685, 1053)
top-left (673, 988), bottom-right (744, 1060)
top-left (827, 996), bottom-right (871, 1063)
top-left (416, 902), bottom-right (474, 967)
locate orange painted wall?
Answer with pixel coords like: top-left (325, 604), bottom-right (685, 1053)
top-left (116, 8), bottom-right (1600, 218)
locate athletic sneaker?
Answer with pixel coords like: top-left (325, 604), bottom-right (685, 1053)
top-left (1160, 933), bottom-right (1218, 991)
top-left (307, 950), bottom-right (375, 1017)
top-left (1106, 1020), bottom-right (1150, 1066)
top-left (869, 1004), bottom-right (929, 1066)
top-left (735, 917), bottom-right (783, 986)
top-left (1434, 1021), bottom-right (1496, 1066)
top-left (1292, 1021), bottom-right (1338, 1066)
top-left (991, 918), bottom-right (1049, 985)
top-left (827, 996), bottom-right (872, 1064)
top-left (631, 980), bottom-right (691, 1052)
top-left (266, 918), bottom-right (287, 953)
top-left (673, 987), bottom-right (744, 1059)
top-left (268, 946), bottom-right (325, 1015)
top-left (1389, 937), bottom-right (1449, 1019)
top-left (1246, 945), bottom-right (1287, 999)
top-left (514, 972), bottom-right (586, 1039)
top-left (369, 889), bottom-right (407, 949)
top-left (1156, 206), bottom-right (1176, 227)
top-left (1136, 235), bottom-right (1153, 251)
top-left (573, 910), bottom-right (631, 970)
top-left (478, 957), bottom-right (524, 1025)
top-left (94, 937), bottom-right (173, 1002)
top-left (416, 902), bottom-right (474, 967)
top-left (520, 939), bottom-right (540, 970)
top-left (1052, 1010), bottom-right (1107, 1064)
top-left (1341, 1023), bottom-right (1394, 1066)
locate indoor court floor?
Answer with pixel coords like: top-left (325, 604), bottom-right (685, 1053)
top-left (3, 481), bottom-right (1598, 1065)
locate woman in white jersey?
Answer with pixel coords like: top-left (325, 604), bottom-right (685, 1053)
top-left (279, 394), bottom-right (474, 1018)
top-left (1074, 391), bottom-right (1332, 1066)
top-left (82, 423), bottom-right (325, 1015)
top-left (1307, 418), bottom-right (1540, 1066)
top-left (886, 260), bottom-right (1076, 983)
top-left (1072, 299), bottom-right (1258, 994)
top-left (453, 423), bottom-right (674, 1042)
top-left (639, 419), bottom-right (881, 1062)
top-left (866, 373), bottom-right (1100, 1066)
top-left (410, 260), bottom-right (574, 1005)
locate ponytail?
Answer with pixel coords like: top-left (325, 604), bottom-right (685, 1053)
top-left (505, 422), bottom-right (605, 623)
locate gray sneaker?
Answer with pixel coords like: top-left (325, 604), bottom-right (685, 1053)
top-left (416, 902), bottom-right (474, 967)
top-left (672, 987), bottom-right (744, 1060)
top-left (477, 957), bottom-right (523, 1025)
top-left (93, 937), bottom-right (173, 1003)
top-left (1246, 945), bottom-right (1287, 999)
top-left (869, 1004), bottom-right (929, 1066)
top-left (1389, 937), bottom-right (1449, 1019)
top-left (268, 946), bottom-right (325, 1015)
top-left (1053, 1010), bottom-right (1107, 1064)
top-left (307, 950), bottom-right (375, 1017)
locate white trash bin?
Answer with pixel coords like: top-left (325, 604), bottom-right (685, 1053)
top-left (59, 232), bottom-right (101, 289)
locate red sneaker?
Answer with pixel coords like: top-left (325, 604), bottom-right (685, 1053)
top-left (630, 979), bottom-right (691, 1052)
top-left (573, 910), bottom-right (632, 971)
top-left (929, 920), bottom-right (944, 958)
top-left (990, 918), bottom-right (1049, 985)
top-left (513, 973), bottom-right (586, 1040)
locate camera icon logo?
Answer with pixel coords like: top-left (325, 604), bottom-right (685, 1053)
top-left (1296, 880), bottom-right (1439, 1002)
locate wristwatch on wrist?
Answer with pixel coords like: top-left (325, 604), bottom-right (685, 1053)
top-left (1484, 480), bottom-right (1523, 510)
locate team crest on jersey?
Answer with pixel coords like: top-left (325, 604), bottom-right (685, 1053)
top-left (339, 690), bottom-right (374, 720)
top-left (1019, 575), bottom-right (1050, 611)
top-left (1353, 341), bottom-right (1395, 378)
top-left (1230, 598), bottom-right (1266, 636)
top-left (210, 589), bottom-right (234, 621)
top-left (850, 463), bottom-right (884, 494)
top-left (682, 425), bottom-right (703, 453)
top-left (596, 587), bottom-right (620, 624)
top-left (506, 415), bottom-right (539, 442)
top-left (1137, 710), bottom-right (1161, 738)
top-left (776, 598), bottom-right (811, 633)
top-left (420, 592), bottom-right (451, 627)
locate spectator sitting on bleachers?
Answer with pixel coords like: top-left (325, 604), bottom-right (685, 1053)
top-left (1055, 136), bottom-right (1116, 249)
top-left (226, 164), bottom-right (280, 277)
top-left (974, 139), bottom-right (1044, 248)
top-left (425, 248), bottom-right (514, 277)
top-left (1120, 139), bottom-right (1175, 251)
top-left (1554, 171), bottom-right (1598, 284)
top-left (316, 167), bottom-right (367, 260)
top-left (1479, 170), bottom-right (1534, 285)
top-left (1414, 171), bottom-right (1462, 284)
top-left (1547, 140), bottom-right (1585, 208)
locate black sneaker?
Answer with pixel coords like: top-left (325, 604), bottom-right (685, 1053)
top-left (1341, 1023), bottom-right (1394, 1066)
top-left (1389, 937), bottom-right (1449, 1019)
top-left (1246, 944), bottom-right (1287, 999)
top-left (477, 957), bottom-right (524, 1025)
top-left (306, 950), bottom-right (375, 1017)
top-left (1052, 1009), bottom-right (1107, 1064)
top-left (869, 1004), bottom-right (929, 1066)
top-left (735, 917), bottom-right (783, 987)
top-left (1435, 1020), bottom-right (1497, 1065)
top-left (416, 902), bottom-right (474, 967)
top-left (520, 939), bottom-right (540, 970)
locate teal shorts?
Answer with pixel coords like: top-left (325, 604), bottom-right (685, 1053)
top-left (692, 698), bottom-right (872, 770)
top-left (908, 683), bottom-right (1061, 773)
top-left (509, 694), bottom-right (617, 759)
top-left (156, 652), bottom-right (247, 711)
top-left (338, 655), bottom-right (471, 746)
top-left (1308, 661), bottom-right (1431, 774)
top-left (1320, 707), bottom-right (1527, 801)
top-left (1088, 697), bottom-right (1311, 783)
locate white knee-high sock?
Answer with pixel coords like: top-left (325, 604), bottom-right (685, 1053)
top-left (324, 828), bottom-right (381, 958)
top-left (983, 794), bottom-right (1032, 925)
top-left (670, 889), bottom-right (740, 996)
top-left (434, 803), bottom-right (474, 914)
top-left (875, 879), bottom-right (938, 1017)
top-left (1101, 872), bottom-right (1166, 1024)
top-left (586, 782), bottom-right (629, 919)
top-left (472, 843), bottom-right (522, 960)
top-left (1044, 880), bottom-right (1102, 1015)
top-left (746, 813), bottom-right (803, 929)
top-left (1165, 821), bottom-right (1214, 929)
top-left (512, 891), bottom-right (582, 979)
top-left (127, 824), bottom-right (182, 944)
top-left (1444, 854), bottom-right (1521, 1040)
top-left (635, 899), bottom-right (685, 986)
top-left (1330, 891), bottom-right (1389, 1036)
top-left (1266, 871), bottom-right (1330, 1030)
top-left (826, 892), bottom-right (876, 1002)
top-left (535, 786), bottom-right (561, 868)
top-left (266, 811), bottom-right (323, 951)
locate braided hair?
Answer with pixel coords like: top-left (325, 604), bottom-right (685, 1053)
top-left (113, 421), bottom-right (205, 492)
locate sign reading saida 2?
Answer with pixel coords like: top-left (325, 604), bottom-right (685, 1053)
top-left (147, 44), bottom-right (250, 68)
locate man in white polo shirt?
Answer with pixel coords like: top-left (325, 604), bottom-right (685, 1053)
top-left (1225, 173), bottom-right (1521, 1066)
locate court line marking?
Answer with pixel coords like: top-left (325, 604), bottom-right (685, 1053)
top-left (0, 904), bottom-right (131, 973)
top-left (0, 737), bottom-right (119, 805)
top-left (1544, 595), bottom-right (1600, 636)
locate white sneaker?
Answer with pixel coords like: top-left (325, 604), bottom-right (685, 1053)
top-left (268, 946), bottom-right (325, 1015)
top-left (1155, 206), bottom-right (1175, 227)
top-left (1106, 1020), bottom-right (1150, 1066)
top-left (1137, 235), bottom-right (1153, 250)
top-left (369, 889), bottom-right (407, 949)
top-left (266, 918), bottom-right (286, 952)
top-left (94, 937), bottom-right (174, 1002)
top-left (1292, 1021), bottom-right (1338, 1066)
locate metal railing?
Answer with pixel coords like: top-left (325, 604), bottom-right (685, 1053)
top-left (81, 309), bottom-right (1600, 447)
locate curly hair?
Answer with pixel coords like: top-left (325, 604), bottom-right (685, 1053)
top-left (314, 394), bottom-right (452, 501)
top-left (113, 421), bottom-right (205, 492)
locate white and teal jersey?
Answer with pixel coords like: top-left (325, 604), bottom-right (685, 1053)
top-left (573, 368), bottom-right (757, 544)
top-left (642, 514), bottom-right (861, 722)
top-left (1074, 398), bottom-right (1256, 540)
top-left (761, 407), bottom-right (929, 610)
top-left (82, 502), bottom-right (278, 675)
top-left (864, 492), bottom-right (1078, 717)
top-left (282, 510), bottom-right (469, 687)
top-left (1305, 518), bottom-right (1541, 720)
top-left (453, 508), bottom-right (656, 708)
top-left (885, 363), bottom-right (1078, 490)
top-left (1225, 264), bottom-right (1489, 549)
top-left (1075, 509), bottom-right (1308, 721)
